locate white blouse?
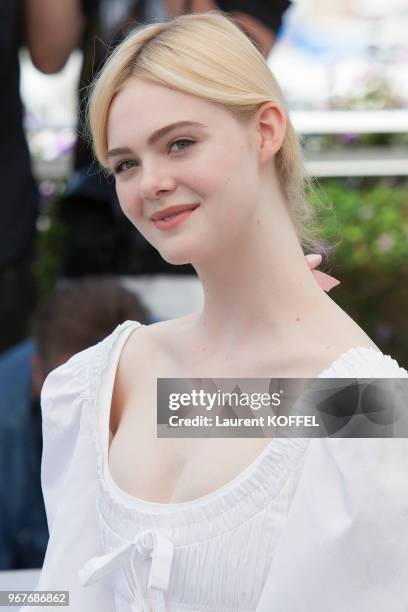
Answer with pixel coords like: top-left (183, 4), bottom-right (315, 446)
top-left (22, 321), bottom-right (408, 612)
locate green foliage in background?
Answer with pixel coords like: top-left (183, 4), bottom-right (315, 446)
top-left (303, 132), bottom-right (408, 152)
top-left (312, 179), bottom-right (408, 269)
top-left (311, 178), bottom-right (408, 366)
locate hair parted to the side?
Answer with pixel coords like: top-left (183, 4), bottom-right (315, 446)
top-left (88, 11), bottom-right (327, 255)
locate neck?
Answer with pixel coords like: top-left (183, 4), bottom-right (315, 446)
top-left (190, 195), bottom-right (330, 353)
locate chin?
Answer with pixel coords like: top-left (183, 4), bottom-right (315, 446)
top-left (157, 236), bottom-right (204, 266)
top-left (156, 229), bottom-right (218, 267)
top-left (159, 249), bottom-right (194, 267)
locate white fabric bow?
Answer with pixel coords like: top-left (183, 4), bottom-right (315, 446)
top-left (78, 529), bottom-right (174, 611)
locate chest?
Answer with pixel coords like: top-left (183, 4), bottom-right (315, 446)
top-left (108, 354), bottom-right (279, 503)
top-left (108, 411), bottom-right (272, 504)
top-left (107, 340), bottom-right (342, 504)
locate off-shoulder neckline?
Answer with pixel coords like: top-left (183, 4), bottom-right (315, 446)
top-left (95, 320), bottom-right (398, 514)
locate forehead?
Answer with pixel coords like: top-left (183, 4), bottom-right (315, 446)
top-left (107, 77), bottom-right (232, 147)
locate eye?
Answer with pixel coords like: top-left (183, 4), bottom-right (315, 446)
top-left (169, 138), bottom-right (195, 153)
top-left (114, 159), bottom-right (138, 175)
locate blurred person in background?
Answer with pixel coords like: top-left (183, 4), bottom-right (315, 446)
top-left (26, 1), bottom-right (290, 293)
top-left (167, 1), bottom-right (290, 57)
top-left (0, 277), bottom-right (149, 570)
top-left (27, 0), bottom-right (187, 280)
top-left (0, 2), bottom-right (40, 353)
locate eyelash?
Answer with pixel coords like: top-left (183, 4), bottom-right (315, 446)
top-left (113, 138), bottom-right (196, 175)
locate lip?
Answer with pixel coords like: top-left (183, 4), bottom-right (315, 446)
top-left (153, 208), bottom-right (198, 231)
top-left (151, 203), bottom-right (199, 221)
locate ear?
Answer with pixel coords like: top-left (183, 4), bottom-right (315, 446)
top-left (254, 102), bottom-right (287, 165)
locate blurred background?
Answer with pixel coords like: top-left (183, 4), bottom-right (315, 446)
top-left (0, 0), bottom-right (407, 588)
top-left (18, 0), bottom-right (408, 363)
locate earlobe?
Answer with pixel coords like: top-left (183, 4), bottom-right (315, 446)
top-left (256, 102), bottom-right (286, 163)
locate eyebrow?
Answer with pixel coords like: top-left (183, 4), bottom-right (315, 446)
top-left (107, 121), bottom-right (207, 159)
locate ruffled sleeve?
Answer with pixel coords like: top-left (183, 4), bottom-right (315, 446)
top-left (40, 349), bottom-right (90, 532)
top-left (257, 348), bottom-right (408, 612)
top-left (317, 345), bottom-right (408, 379)
top-left (21, 344), bottom-right (115, 611)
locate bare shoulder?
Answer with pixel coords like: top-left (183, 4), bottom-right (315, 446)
top-left (325, 300), bottom-right (380, 351)
top-left (119, 314), bottom-right (196, 370)
top-left (303, 299), bottom-right (381, 374)
top-left (109, 315), bottom-right (195, 435)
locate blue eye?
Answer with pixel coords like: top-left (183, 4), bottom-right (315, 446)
top-left (114, 159), bottom-right (138, 175)
top-left (169, 138), bottom-right (195, 152)
top-left (113, 139), bottom-right (195, 175)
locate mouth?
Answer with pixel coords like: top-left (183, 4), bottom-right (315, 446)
top-left (152, 205), bottom-right (199, 231)
top-left (151, 204), bottom-right (200, 221)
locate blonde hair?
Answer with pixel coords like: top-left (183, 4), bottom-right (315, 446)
top-left (88, 11), bottom-right (322, 253)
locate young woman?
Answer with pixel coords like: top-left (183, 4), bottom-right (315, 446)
top-left (26, 12), bottom-right (408, 612)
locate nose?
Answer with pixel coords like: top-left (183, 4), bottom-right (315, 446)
top-left (139, 163), bottom-right (176, 201)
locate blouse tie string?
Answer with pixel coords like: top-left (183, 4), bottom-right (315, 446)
top-left (78, 529), bottom-right (174, 612)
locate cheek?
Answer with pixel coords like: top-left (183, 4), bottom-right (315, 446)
top-left (206, 151), bottom-right (259, 209)
top-left (206, 136), bottom-right (256, 188)
top-left (193, 148), bottom-right (243, 199)
top-left (115, 181), bottom-right (143, 222)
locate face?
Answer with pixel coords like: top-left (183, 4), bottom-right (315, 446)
top-left (106, 78), bottom-right (263, 266)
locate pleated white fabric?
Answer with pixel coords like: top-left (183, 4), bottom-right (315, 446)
top-left (20, 321), bottom-right (408, 612)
